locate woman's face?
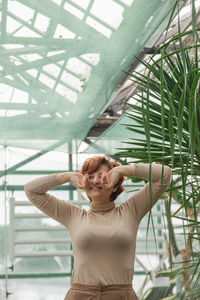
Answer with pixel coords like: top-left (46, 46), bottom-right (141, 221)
top-left (84, 164), bottom-right (115, 203)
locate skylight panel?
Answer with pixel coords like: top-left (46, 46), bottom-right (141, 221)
top-left (47, 50), bottom-right (65, 57)
top-left (6, 110), bottom-right (27, 117)
top-left (0, 84), bottom-right (13, 102)
top-left (32, 98), bottom-right (37, 104)
top-left (55, 112), bottom-right (63, 118)
top-left (34, 13), bottom-right (50, 33)
top-left (70, 0), bottom-right (90, 10)
top-left (6, 16), bottom-right (21, 34)
top-left (5, 75), bottom-right (14, 80)
top-left (60, 71), bottom-right (83, 92)
top-left (51, 0), bottom-right (62, 5)
top-left (11, 88), bottom-right (28, 103)
top-left (19, 53), bottom-right (43, 62)
top-left (40, 114), bottom-right (51, 118)
top-left (54, 24), bottom-right (76, 39)
top-left (9, 56), bottom-right (22, 65)
top-left (64, 3), bottom-right (84, 20)
top-left (66, 57), bottom-right (91, 81)
top-left (119, 0), bottom-right (135, 6)
top-left (42, 64), bottom-right (61, 78)
top-left (39, 73), bottom-right (56, 89)
top-left (2, 44), bottom-right (24, 49)
top-left (80, 53), bottom-right (100, 66)
top-left (90, 0), bottom-right (124, 29)
top-left (56, 84), bottom-right (78, 104)
top-left (13, 26), bottom-right (42, 38)
top-left (86, 16), bottom-right (112, 38)
top-left (0, 109), bottom-right (27, 117)
top-left (7, 1), bottom-right (34, 22)
top-left (26, 69), bottom-right (39, 78)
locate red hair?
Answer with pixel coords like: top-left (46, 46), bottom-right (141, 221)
top-left (80, 156), bottom-right (124, 202)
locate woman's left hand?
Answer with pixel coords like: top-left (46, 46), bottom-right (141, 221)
top-left (101, 167), bottom-right (122, 189)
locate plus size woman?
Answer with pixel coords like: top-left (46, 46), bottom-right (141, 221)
top-left (24, 156), bottom-right (171, 300)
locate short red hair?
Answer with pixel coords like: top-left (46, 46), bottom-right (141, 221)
top-left (80, 156), bottom-right (124, 201)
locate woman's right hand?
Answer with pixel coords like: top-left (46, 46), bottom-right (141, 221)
top-left (70, 172), bottom-right (88, 190)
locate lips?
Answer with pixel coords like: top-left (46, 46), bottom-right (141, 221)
top-left (90, 186), bottom-right (102, 191)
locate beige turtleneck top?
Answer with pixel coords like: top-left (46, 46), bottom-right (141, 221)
top-left (24, 163), bottom-right (171, 285)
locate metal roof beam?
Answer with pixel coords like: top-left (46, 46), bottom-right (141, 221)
top-left (17, 0), bottom-right (107, 43)
top-left (84, 1), bottom-right (199, 141)
top-left (0, 45), bottom-right (64, 56)
top-left (0, 36), bottom-right (90, 47)
top-left (7, 10), bottom-right (45, 39)
top-left (1, 0), bottom-right (8, 38)
top-left (0, 185), bottom-right (75, 191)
top-left (0, 138), bottom-right (69, 177)
top-left (1, 77), bottom-right (73, 112)
top-left (155, 5), bottom-right (200, 46)
top-left (0, 103), bottom-right (69, 113)
top-left (0, 49), bottom-right (84, 78)
top-left (86, 119), bottom-right (117, 138)
top-left (6, 170), bottom-right (76, 175)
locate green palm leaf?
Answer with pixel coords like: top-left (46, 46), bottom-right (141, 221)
top-left (116, 5), bottom-right (200, 297)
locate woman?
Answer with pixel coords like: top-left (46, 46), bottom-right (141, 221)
top-left (24, 156), bottom-right (171, 300)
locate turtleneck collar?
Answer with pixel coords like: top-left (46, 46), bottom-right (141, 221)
top-left (89, 200), bottom-right (115, 212)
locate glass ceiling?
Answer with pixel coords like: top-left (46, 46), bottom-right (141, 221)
top-left (0, 0), bottom-right (175, 153)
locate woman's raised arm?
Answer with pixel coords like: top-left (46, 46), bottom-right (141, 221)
top-left (109, 163), bottom-right (171, 222)
top-left (24, 172), bottom-right (83, 227)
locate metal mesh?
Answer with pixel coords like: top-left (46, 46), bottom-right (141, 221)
top-left (0, 0), bottom-right (175, 152)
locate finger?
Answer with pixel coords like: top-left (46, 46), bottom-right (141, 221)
top-left (102, 173), bottom-right (110, 189)
top-left (101, 173), bottom-right (107, 185)
top-left (83, 174), bottom-right (89, 189)
top-left (104, 179), bottom-right (112, 190)
top-left (77, 176), bottom-right (85, 189)
top-left (80, 177), bottom-right (86, 189)
top-left (106, 173), bottom-right (112, 186)
top-left (78, 176), bottom-right (86, 188)
top-left (76, 182), bottom-right (85, 189)
top-left (107, 176), bottom-right (115, 188)
top-left (104, 172), bottom-right (110, 183)
top-left (71, 178), bottom-right (83, 189)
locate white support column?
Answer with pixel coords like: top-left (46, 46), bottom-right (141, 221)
top-left (9, 196), bottom-right (15, 267)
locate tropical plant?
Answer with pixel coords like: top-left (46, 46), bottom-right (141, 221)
top-left (116, 0), bottom-right (200, 299)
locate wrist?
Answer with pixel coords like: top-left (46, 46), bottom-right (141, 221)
top-left (113, 166), bottom-right (126, 177)
top-left (56, 172), bottom-right (73, 184)
top-left (113, 165), bottom-right (135, 177)
top-left (69, 172), bottom-right (79, 182)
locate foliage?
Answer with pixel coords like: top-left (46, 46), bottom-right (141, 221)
top-left (116, 0), bottom-right (200, 298)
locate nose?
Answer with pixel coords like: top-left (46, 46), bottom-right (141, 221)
top-left (92, 175), bottom-right (101, 185)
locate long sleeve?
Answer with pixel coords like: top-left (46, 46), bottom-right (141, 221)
top-left (125, 163), bottom-right (171, 222)
top-left (24, 173), bottom-right (81, 227)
